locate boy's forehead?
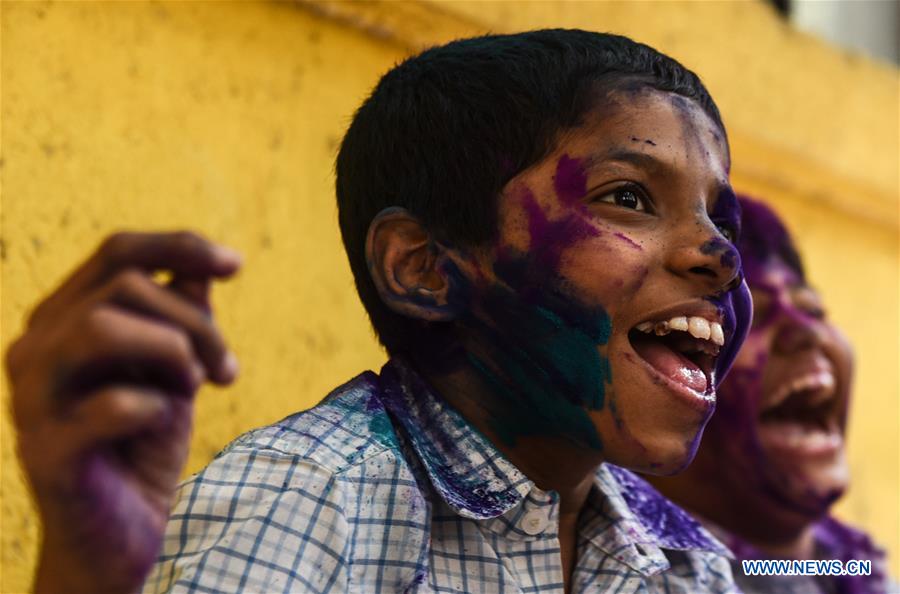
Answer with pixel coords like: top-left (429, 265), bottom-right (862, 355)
top-left (750, 257), bottom-right (803, 290)
top-left (521, 90), bottom-right (729, 183)
top-left (579, 90), bottom-right (723, 153)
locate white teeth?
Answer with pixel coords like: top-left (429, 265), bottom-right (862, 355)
top-left (636, 315), bottom-right (723, 346)
top-left (770, 370), bottom-right (836, 407)
top-left (688, 317), bottom-right (711, 340)
top-left (669, 316), bottom-right (689, 331)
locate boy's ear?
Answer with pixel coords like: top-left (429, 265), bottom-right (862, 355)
top-left (365, 208), bottom-right (456, 321)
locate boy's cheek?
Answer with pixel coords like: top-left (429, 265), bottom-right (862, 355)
top-left (558, 236), bottom-right (652, 308)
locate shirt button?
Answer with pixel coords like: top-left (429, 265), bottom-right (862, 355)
top-left (522, 510), bottom-right (548, 535)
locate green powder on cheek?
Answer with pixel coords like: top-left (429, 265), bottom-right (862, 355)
top-left (468, 303), bottom-right (612, 450)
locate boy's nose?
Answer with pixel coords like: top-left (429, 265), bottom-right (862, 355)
top-left (771, 298), bottom-right (834, 356)
top-left (666, 233), bottom-right (741, 294)
top-left (773, 314), bottom-right (823, 355)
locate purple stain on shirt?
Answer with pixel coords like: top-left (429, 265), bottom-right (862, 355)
top-left (607, 465), bottom-right (728, 553)
top-left (813, 517), bottom-right (889, 594)
top-left (379, 360), bottom-right (525, 518)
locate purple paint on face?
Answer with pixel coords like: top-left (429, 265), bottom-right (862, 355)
top-left (552, 154), bottom-right (589, 207)
top-left (512, 186), bottom-right (600, 289)
top-left (712, 187), bottom-right (741, 229)
top-left (629, 136), bottom-right (657, 147)
top-left (699, 237), bottom-right (738, 272)
top-left (738, 197), bottom-right (802, 286)
top-left (614, 232), bottom-right (642, 250)
top-left (705, 278), bottom-right (752, 390)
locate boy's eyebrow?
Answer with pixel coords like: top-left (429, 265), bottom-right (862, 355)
top-left (584, 148), bottom-right (668, 173)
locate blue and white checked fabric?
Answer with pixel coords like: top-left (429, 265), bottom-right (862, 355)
top-left (143, 359), bottom-right (739, 593)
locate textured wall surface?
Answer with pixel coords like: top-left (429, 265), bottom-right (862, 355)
top-left (2, 1), bottom-right (897, 590)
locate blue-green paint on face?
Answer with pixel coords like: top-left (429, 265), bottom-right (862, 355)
top-left (438, 157), bottom-right (616, 450)
top-left (444, 254), bottom-right (612, 450)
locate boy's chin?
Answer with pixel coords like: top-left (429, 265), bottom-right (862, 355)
top-left (606, 430), bottom-right (704, 477)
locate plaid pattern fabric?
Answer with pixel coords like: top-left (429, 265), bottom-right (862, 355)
top-left (143, 359), bottom-right (740, 593)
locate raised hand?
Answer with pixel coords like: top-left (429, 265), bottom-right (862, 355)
top-left (6, 231), bottom-right (242, 594)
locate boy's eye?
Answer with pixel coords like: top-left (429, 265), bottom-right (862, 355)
top-left (793, 287), bottom-right (826, 319)
top-left (716, 223), bottom-right (736, 243)
top-left (596, 185), bottom-right (648, 212)
top-left (749, 290), bottom-right (773, 329)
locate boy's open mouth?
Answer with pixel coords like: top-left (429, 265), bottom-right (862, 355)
top-left (757, 369), bottom-right (843, 457)
top-left (628, 314), bottom-right (723, 397)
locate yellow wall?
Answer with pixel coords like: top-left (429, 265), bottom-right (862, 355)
top-left (1, 1), bottom-right (896, 591)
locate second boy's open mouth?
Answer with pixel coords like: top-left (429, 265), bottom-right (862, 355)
top-left (627, 312), bottom-right (724, 402)
top-left (756, 367), bottom-right (844, 458)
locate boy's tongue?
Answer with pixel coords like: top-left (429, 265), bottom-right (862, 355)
top-left (633, 336), bottom-right (708, 393)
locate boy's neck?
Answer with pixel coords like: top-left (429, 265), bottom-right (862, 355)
top-left (645, 469), bottom-right (819, 559)
top-left (416, 356), bottom-right (603, 515)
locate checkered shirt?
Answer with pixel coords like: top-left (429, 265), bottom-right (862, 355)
top-left (143, 359), bottom-right (739, 593)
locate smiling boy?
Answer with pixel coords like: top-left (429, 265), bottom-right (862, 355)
top-left (8, 30), bottom-right (751, 593)
top-left (649, 196), bottom-right (890, 594)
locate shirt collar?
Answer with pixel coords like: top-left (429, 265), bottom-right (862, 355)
top-left (571, 465), bottom-right (731, 576)
top-left (602, 464), bottom-right (733, 556)
top-left (375, 359), bottom-right (731, 566)
top-left (377, 358), bottom-right (533, 520)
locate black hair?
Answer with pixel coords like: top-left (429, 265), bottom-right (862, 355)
top-left (737, 195), bottom-right (806, 283)
top-left (336, 29), bottom-right (727, 354)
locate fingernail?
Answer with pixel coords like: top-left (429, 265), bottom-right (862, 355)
top-left (191, 363), bottom-right (206, 389)
top-left (214, 245), bottom-right (243, 267)
top-left (219, 351), bottom-right (240, 383)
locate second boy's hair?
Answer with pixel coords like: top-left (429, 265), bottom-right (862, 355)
top-left (737, 195), bottom-right (806, 283)
top-left (336, 29), bottom-right (727, 354)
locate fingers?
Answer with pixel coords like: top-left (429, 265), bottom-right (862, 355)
top-left (70, 304), bottom-right (207, 389)
top-left (167, 276), bottom-right (212, 315)
top-left (66, 387), bottom-right (172, 447)
top-left (12, 304), bottom-right (206, 431)
top-left (28, 231), bottom-right (241, 328)
top-left (97, 270), bottom-right (237, 384)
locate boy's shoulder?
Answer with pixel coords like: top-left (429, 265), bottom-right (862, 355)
top-left (145, 371), bottom-right (431, 594)
top-left (214, 370), bottom-right (404, 477)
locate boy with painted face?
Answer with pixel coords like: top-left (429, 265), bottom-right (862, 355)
top-left (8, 30), bottom-right (751, 593)
top-left (648, 196), bottom-right (889, 594)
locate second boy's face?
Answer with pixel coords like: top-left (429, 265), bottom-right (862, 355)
top-left (704, 258), bottom-right (853, 520)
top-left (448, 89), bottom-right (751, 473)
